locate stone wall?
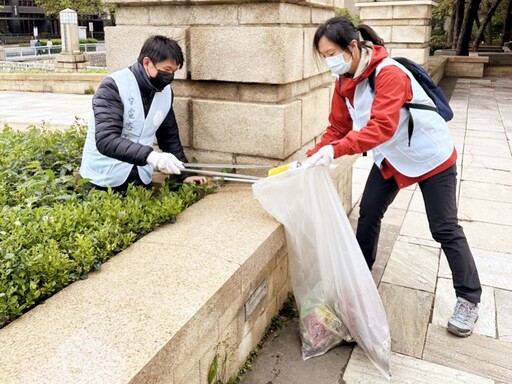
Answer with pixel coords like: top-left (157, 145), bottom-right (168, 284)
top-left (85, 52), bottom-right (107, 67)
top-left (356, 0), bottom-right (438, 65)
top-left (0, 72), bottom-right (104, 94)
top-left (103, 0), bottom-right (340, 169)
top-left (444, 56), bottom-right (489, 78)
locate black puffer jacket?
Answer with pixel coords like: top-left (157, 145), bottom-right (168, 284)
top-left (92, 62), bottom-right (188, 176)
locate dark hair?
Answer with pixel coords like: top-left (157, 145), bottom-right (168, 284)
top-left (137, 35), bottom-right (184, 69)
top-left (313, 17), bottom-right (385, 54)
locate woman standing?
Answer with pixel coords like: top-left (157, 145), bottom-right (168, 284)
top-left (305, 17), bottom-right (481, 337)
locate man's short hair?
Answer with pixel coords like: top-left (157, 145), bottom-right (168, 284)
top-left (137, 35), bottom-right (184, 69)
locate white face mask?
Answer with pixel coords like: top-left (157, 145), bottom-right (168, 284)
top-left (325, 53), bottom-right (352, 76)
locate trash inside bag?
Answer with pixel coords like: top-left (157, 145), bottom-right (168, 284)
top-left (299, 286), bottom-right (352, 359)
top-left (252, 166), bottom-right (391, 379)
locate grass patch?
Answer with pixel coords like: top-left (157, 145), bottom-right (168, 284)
top-left (79, 69), bottom-right (108, 74)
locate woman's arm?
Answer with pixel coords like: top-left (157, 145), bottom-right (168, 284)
top-left (330, 66), bottom-right (412, 158)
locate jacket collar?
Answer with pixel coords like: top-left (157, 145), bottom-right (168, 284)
top-left (130, 61), bottom-right (160, 95)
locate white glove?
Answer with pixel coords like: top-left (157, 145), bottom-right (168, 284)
top-left (146, 151), bottom-right (185, 175)
top-left (303, 145), bottom-right (334, 168)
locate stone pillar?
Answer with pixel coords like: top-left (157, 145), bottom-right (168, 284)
top-left (356, 0), bottom-right (437, 65)
top-left (55, 8), bottom-right (88, 72)
top-left (102, 0), bottom-right (342, 168)
top-left (0, 47), bottom-right (5, 61)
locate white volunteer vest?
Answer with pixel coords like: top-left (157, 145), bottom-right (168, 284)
top-left (345, 58), bottom-right (454, 177)
top-left (80, 68), bottom-right (172, 187)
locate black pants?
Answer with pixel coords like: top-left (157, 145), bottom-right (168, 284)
top-left (88, 166), bottom-right (151, 193)
top-left (356, 164), bottom-right (482, 304)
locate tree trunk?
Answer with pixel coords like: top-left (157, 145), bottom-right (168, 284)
top-left (456, 0), bottom-right (484, 55)
top-left (486, 0), bottom-right (493, 44)
top-left (501, 0), bottom-right (512, 45)
top-left (486, 16), bottom-right (492, 44)
top-left (448, 1), bottom-right (457, 45)
top-left (472, 0), bottom-right (503, 50)
top-left (453, 0), bottom-right (466, 49)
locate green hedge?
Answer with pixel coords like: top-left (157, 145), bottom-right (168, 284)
top-left (38, 39), bottom-right (98, 46)
top-left (0, 123), bottom-right (214, 328)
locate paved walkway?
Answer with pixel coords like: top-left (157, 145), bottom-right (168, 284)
top-left (0, 91), bottom-right (92, 130)
top-left (1, 76), bottom-right (511, 383)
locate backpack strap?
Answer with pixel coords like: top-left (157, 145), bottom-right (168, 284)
top-left (406, 103), bottom-right (437, 112)
top-left (368, 63), bottom-right (438, 147)
top-left (368, 69), bottom-right (376, 92)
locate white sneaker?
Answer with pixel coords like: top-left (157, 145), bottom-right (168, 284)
top-left (447, 297), bottom-right (479, 337)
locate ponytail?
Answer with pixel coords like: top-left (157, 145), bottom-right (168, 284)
top-left (313, 17), bottom-right (385, 54)
top-left (357, 24), bottom-right (385, 47)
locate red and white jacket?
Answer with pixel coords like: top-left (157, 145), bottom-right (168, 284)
top-left (307, 45), bottom-right (456, 188)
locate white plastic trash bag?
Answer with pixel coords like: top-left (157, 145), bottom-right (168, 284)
top-left (252, 166), bottom-right (391, 379)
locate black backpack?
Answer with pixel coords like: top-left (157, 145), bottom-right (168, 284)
top-left (368, 57), bottom-right (454, 146)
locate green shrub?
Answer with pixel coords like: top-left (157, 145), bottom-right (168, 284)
top-left (430, 32), bottom-right (451, 55)
top-left (81, 38), bottom-right (98, 44)
top-left (0, 122), bottom-right (215, 328)
top-left (335, 8), bottom-right (361, 26)
top-left (84, 86), bottom-right (95, 94)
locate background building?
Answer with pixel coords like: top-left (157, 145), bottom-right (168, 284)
top-left (0, 0), bottom-right (106, 43)
top-left (1, 0), bottom-right (57, 37)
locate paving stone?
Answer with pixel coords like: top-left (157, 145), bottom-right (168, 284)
top-left (460, 180), bottom-right (512, 203)
top-left (495, 289), bottom-right (512, 341)
top-left (463, 153), bottom-right (512, 172)
top-left (352, 154), bottom-right (374, 170)
top-left (464, 130), bottom-right (508, 140)
top-left (459, 198), bottom-right (512, 226)
top-left (459, 220), bottom-right (512, 257)
top-left (343, 346), bottom-right (494, 384)
top-left (241, 318), bottom-right (351, 384)
top-left (372, 224), bottom-right (401, 286)
top-left (467, 110), bottom-right (500, 118)
top-left (423, 324), bottom-right (512, 383)
top-left (464, 137), bottom-right (511, 158)
top-left (408, 190), bottom-right (426, 213)
top-left (461, 167), bottom-right (512, 186)
top-left (352, 164), bottom-right (371, 185)
top-left (381, 240), bottom-right (439, 293)
top-left (399, 211), bottom-right (432, 242)
top-left (396, 235), bottom-right (439, 249)
top-left (432, 278), bottom-right (496, 338)
top-left (378, 283), bottom-right (433, 358)
top-left (351, 183), bottom-right (365, 208)
top-left (466, 121), bottom-right (504, 132)
top-left (453, 137), bottom-right (465, 151)
top-left (439, 248), bottom-right (512, 291)
top-left (381, 207), bottom-right (407, 227)
top-left (448, 122), bottom-right (467, 131)
top-left (389, 189), bottom-right (414, 210)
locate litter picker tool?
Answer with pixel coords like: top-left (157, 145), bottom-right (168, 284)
top-left (184, 163), bottom-right (273, 170)
top-left (182, 163), bottom-right (267, 183)
top-left (182, 161), bottom-right (305, 182)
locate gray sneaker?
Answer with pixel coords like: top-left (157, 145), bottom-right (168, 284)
top-left (447, 297), bottom-right (479, 337)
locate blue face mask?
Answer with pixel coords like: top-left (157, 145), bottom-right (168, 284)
top-left (325, 53), bottom-right (352, 76)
